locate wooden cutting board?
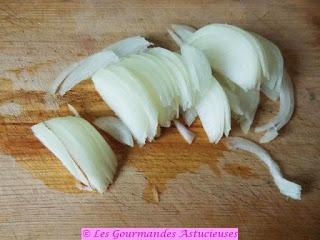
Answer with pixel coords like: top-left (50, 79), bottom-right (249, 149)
top-left (0, 0), bottom-right (319, 239)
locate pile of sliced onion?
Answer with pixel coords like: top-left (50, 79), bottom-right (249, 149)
top-left (169, 23), bottom-right (293, 141)
top-left (91, 44), bottom-right (230, 144)
top-left (30, 24), bottom-right (301, 199)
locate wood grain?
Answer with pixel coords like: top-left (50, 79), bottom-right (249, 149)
top-left (0, 0), bottom-right (319, 239)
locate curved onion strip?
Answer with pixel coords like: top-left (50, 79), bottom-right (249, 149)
top-left (196, 80), bottom-right (231, 143)
top-left (148, 47), bottom-right (193, 110)
top-left (140, 53), bottom-right (179, 105)
top-left (51, 36), bottom-right (152, 96)
top-left (227, 137), bottom-right (301, 200)
top-left (141, 53), bottom-right (181, 119)
top-left (174, 120), bottom-right (195, 144)
top-left (181, 44), bottom-right (213, 100)
top-left (50, 62), bottom-right (81, 94)
top-left (255, 71), bottom-right (294, 143)
top-left (94, 116), bottom-right (134, 147)
top-left (92, 68), bottom-right (150, 145)
top-left (32, 116), bottom-right (117, 193)
top-left (181, 44), bottom-right (230, 142)
top-left (146, 50), bottom-right (188, 110)
top-left (67, 103), bottom-right (80, 117)
top-left (168, 29), bottom-right (183, 46)
top-left (121, 54), bottom-right (173, 107)
top-left (252, 32), bottom-right (284, 100)
top-left (186, 24), bottom-right (261, 91)
top-left (103, 36), bottom-right (152, 57)
top-left (171, 24), bottom-right (196, 41)
top-left (58, 51), bottom-right (119, 96)
top-left (118, 54), bottom-right (176, 127)
top-left (108, 65), bottom-right (158, 140)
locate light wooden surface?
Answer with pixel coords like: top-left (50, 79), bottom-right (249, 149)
top-left (0, 0), bottom-right (319, 239)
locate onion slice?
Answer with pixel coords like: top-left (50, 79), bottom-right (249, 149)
top-left (67, 103), bottom-right (80, 117)
top-left (117, 53), bottom-right (177, 127)
top-left (173, 120), bottom-right (195, 144)
top-left (92, 68), bottom-right (150, 145)
top-left (147, 47), bottom-right (193, 111)
top-left (50, 36), bottom-right (152, 96)
top-left (255, 71), bottom-right (294, 143)
top-left (226, 137), bottom-right (301, 200)
top-left (56, 51), bottom-right (119, 96)
top-left (252, 32), bottom-right (284, 101)
top-left (32, 116), bottom-right (117, 193)
top-left (184, 24), bottom-right (261, 91)
top-left (181, 44), bottom-right (231, 143)
top-left (196, 81), bottom-right (231, 143)
top-left (94, 116), bottom-right (134, 147)
top-left (171, 24), bottom-right (196, 40)
top-left (49, 62), bottom-right (81, 94)
top-left (181, 44), bottom-right (213, 100)
top-left (104, 36), bottom-right (152, 57)
top-left (168, 29), bottom-right (183, 46)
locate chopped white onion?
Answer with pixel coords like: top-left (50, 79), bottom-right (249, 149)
top-left (171, 24), bottom-right (196, 40)
top-left (55, 51), bottom-right (119, 96)
top-left (181, 44), bottom-right (231, 143)
top-left (259, 128), bottom-right (279, 144)
top-left (104, 36), bottom-right (152, 57)
top-left (255, 71), bottom-right (294, 143)
top-left (67, 103), bottom-right (80, 117)
top-left (50, 36), bottom-right (152, 96)
top-left (49, 62), bottom-right (80, 94)
top-left (94, 116), bottom-right (134, 147)
top-left (173, 120), bottom-right (195, 144)
top-left (167, 29), bottom-right (183, 46)
top-left (227, 137), bottom-right (301, 200)
top-left (252, 32), bottom-right (284, 100)
top-left (32, 116), bottom-right (117, 193)
top-left (196, 81), bottom-right (231, 143)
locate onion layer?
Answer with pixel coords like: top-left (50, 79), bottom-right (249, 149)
top-left (174, 120), bottom-right (195, 144)
top-left (94, 116), bottom-right (134, 147)
top-left (227, 137), bottom-right (301, 200)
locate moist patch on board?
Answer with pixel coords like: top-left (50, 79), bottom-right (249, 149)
top-left (222, 163), bottom-right (258, 179)
top-left (0, 102), bottom-right (22, 117)
top-left (43, 93), bottom-right (60, 111)
top-left (5, 61), bottom-right (55, 91)
top-left (3, 61), bottom-right (62, 111)
top-left (127, 123), bottom-right (226, 202)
